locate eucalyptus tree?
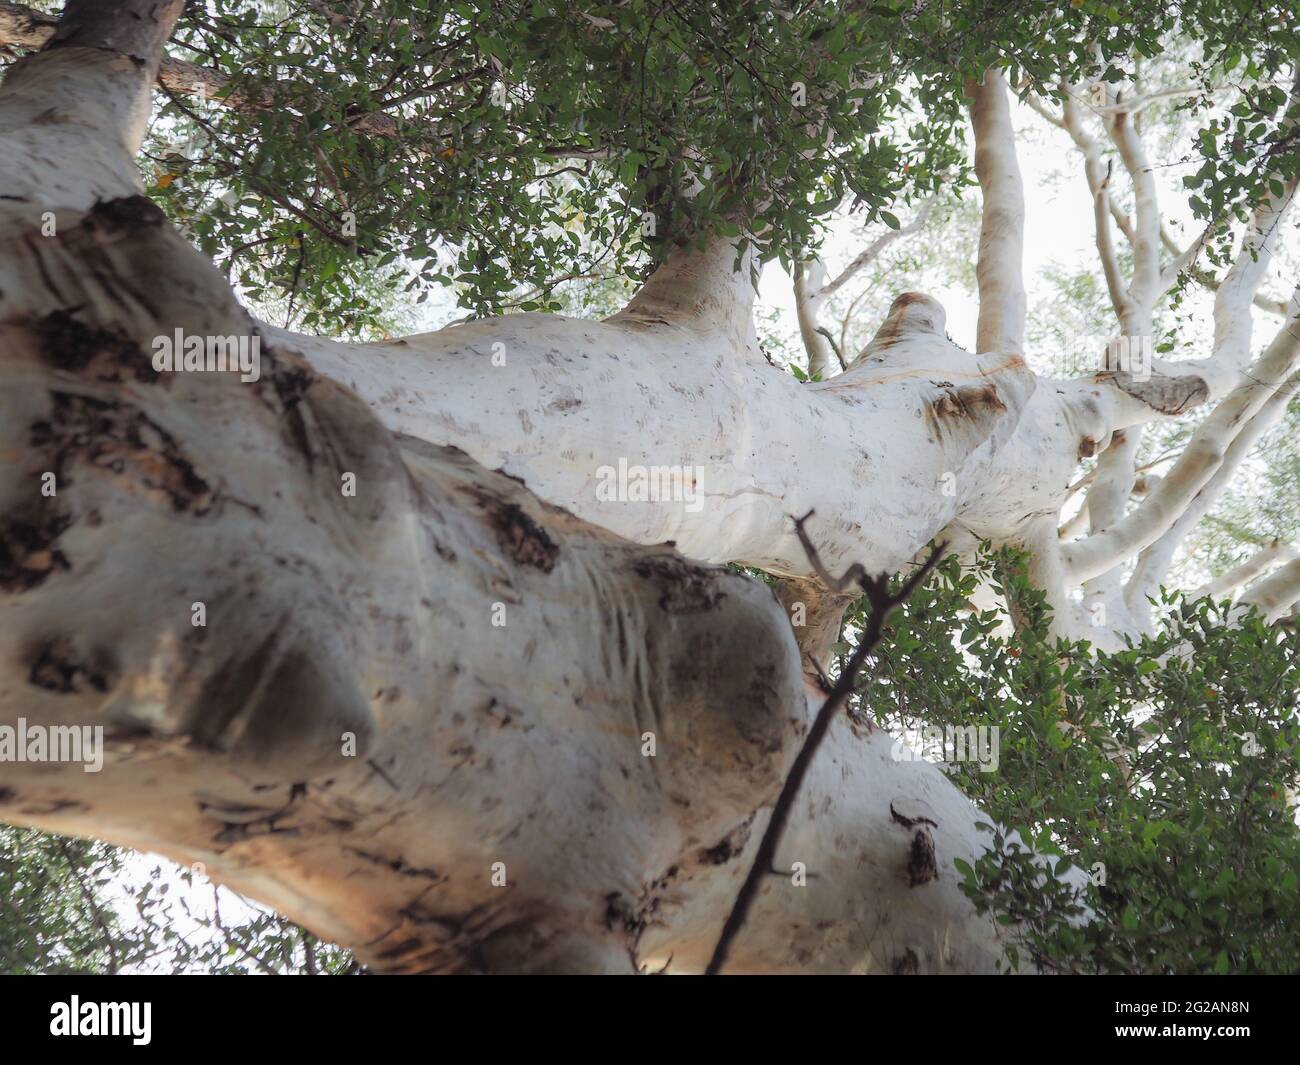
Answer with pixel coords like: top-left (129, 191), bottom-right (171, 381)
top-left (0, 0), bottom-right (1297, 973)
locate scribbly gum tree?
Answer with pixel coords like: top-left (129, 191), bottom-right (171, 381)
top-left (0, 1), bottom-right (1297, 973)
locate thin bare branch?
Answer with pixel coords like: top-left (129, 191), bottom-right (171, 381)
top-left (706, 524), bottom-right (946, 976)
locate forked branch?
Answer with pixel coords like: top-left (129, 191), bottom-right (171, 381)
top-left (705, 512), bottom-right (945, 975)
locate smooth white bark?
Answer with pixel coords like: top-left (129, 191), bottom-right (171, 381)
top-left (0, 5), bottom-right (1074, 974)
top-left (969, 71), bottom-right (1027, 356)
top-left (1066, 297), bottom-right (1300, 584)
top-left (1192, 541), bottom-right (1299, 601)
top-left (1, 5), bottom-right (1290, 974)
top-left (1238, 559), bottom-right (1300, 622)
top-left (273, 291), bottom-right (1040, 580)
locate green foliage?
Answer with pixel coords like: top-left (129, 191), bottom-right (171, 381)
top-left (21, 0), bottom-right (1272, 331)
top-left (0, 831), bottom-right (122, 973)
top-left (788, 363), bottom-right (822, 382)
top-left (140, 0), bottom-right (975, 327)
top-left (0, 828), bottom-right (358, 974)
top-left (858, 547), bottom-right (1300, 973)
top-left (12, 3), bottom-right (1297, 334)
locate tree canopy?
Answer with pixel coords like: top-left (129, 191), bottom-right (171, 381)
top-left (17, 0), bottom-right (1283, 326)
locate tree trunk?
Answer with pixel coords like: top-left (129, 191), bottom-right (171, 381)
top-left (0, 2), bottom-right (1044, 973)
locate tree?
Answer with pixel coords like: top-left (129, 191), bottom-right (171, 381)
top-left (865, 549), bottom-right (1300, 974)
top-left (0, 0), bottom-right (1297, 974)
top-left (0, 826), bottom-right (359, 973)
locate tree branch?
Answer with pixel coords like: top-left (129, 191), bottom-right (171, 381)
top-left (1238, 558), bottom-right (1300, 622)
top-left (1067, 293), bottom-right (1300, 583)
top-left (706, 517), bottom-right (945, 975)
top-left (794, 259), bottom-right (835, 377)
top-left (814, 193), bottom-right (940, 301)
top-left (1192, 540), bottom-right (1300, 601)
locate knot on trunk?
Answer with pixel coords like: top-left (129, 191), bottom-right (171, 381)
top-left (865, 291), bottom-right (948, 353)
top-left (891, 798), bottom-right (940, 887)
top-left (1108, 369), bottom-right (1209, 416)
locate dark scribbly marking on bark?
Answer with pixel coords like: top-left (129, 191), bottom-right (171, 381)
top-left (891, 802), bottom-right (940, 888)
top-left (83, 195), bottom-right (167, 234)
top-left (34, 309), bottom-right (153, 381)
top-left (0, 508), bottom-right (71, 592)
top-left (346, 847), bottom-right (443, 881)
top-left (905, 826), bottom-right (939, 887)
top-left (930, 383), bottom-right (1006, 420)
top-left (484, 500), bottom-right (560, 572)
top-left (267, 361), bottom-right (317, 468)
top-left (889, 801), bottom-right (939, 830)
top-left (31, 392), bottom-right (213, 514)
top-left (1109, 370), bottom-right (1209, 416)
top-left (28, 638), bottom-right (114, 693)
top-left (631, 555), bottom-right (725, 613)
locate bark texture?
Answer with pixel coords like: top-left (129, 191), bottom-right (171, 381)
top-left (0, 3), bottom-right (1044, 974)
top-left (4, 3), bottom-right (1292, 976)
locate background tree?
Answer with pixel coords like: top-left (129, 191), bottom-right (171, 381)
top-left (0, 826), bottom-right (359, 972)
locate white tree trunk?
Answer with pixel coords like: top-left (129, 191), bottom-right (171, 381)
top-left (4, 3), bottom-right (1292, 974)
top-left (274, 287), bottom-right (1044, 581)
top-left (0, 1), bottom-right (1052, 974)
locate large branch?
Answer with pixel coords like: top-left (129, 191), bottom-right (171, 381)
top-left (1124, 363), bottom-right (1300, 616)
top-left (1116, 104), bottom-right (1300, 609)
top-left (277, 289), bottom-right (1040, 581)
top-left (273, 271), bottom-right (1208, 609)
top-left (1065, 294), bottom-right (1300, 584)
top-left (1209, 179), bottom-right (1298, 370)
top-left (1161, 220), bottom-right (1291, 315)
top-left (1191, 541), bottom-right (1299, 601)
top-left (1238, 559), bottom-right (1300, 622)
top-left (1059, 86), bottom-right (1133, 322)
top-left (1105, 101), bottom-right (1161, 321)
top-left (0, 1), bottom-right (1073, 975)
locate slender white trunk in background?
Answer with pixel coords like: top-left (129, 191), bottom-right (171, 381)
top-left (794, 260), bottom-right (835, 377)
top-left (969, 71), bottom-right (1026, 357)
